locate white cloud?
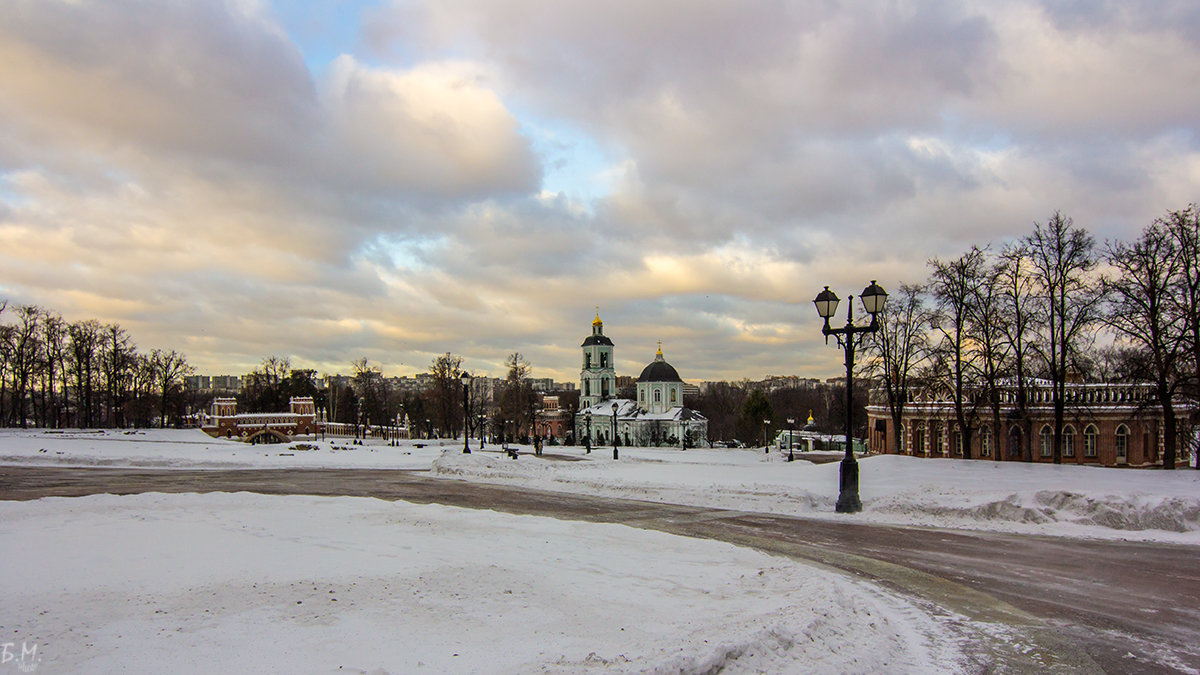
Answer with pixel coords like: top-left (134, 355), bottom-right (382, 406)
top-left (1, 0), bottom-right (1198, 382)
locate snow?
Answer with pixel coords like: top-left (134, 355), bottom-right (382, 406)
top-left (1, 492), bottom-right (965, 673)
top-left (2, 428), bottom-right (1198, 671)
top-left (3, 428), bottom-right (1200, 543)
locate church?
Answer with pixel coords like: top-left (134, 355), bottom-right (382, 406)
top-left (575, 312), bottom-right (708, 447)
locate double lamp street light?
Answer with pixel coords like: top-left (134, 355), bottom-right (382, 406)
top-left (813, 280), bottom-right (887, 514)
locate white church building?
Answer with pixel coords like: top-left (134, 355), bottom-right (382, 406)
top-left (575, 312), bottom-right (708, 447)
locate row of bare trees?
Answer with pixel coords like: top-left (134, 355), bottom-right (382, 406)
top-left (869, 206), bottom-right (1200, 469)
top-left (0, 302), bottom-right (193, 428)
top-left (289, 351), bottom-right (544, 442)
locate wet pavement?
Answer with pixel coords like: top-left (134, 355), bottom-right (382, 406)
top-left (2, 465), bottom-right (1197, 673)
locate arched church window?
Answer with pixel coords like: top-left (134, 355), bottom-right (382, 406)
top-left (1084, 425), bottom-right (1098, 457)
top-left (654, 390), bottom-right (661, 403)
top-left (670, 389), bottom-right (676, 403)
top-left (1040, 425), bottom-right (1053, 457)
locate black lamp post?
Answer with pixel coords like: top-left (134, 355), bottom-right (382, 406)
top-left (611, 402), bottom-right (619, 460)
top-left (787, 417), bottom-right (796, 462)
top-left (763, 418), bottom-right (770, 453)
top-left (585, 411), bottom-right (592, 454)
top-left (814, 280), bottom-right (887, 514)
top-left (479, 413), bottom-right (486, 449)
top-left (460, 371), bottom-right (472, 453)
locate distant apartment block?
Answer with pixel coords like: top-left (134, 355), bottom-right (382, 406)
top-left (184, 374), bottom-right (242, 392)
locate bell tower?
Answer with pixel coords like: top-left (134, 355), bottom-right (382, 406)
top-left (580, 308), bottom-right (616, 408)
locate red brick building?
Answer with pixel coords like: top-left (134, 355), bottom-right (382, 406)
top-left (866, 381), bottom-right (1197, 467)
top-left (534, 395), bottom-right (572, 441)
top-left (202, 396), bottom-right (322, 442)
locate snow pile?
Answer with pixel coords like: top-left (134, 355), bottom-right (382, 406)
top-left (871, 487), bottom-right (1200, 534)
top-left (0, 492), bottom-right (965, 674)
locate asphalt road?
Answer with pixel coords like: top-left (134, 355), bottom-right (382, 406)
top-left (2, 465), bottom-right (1197, 673)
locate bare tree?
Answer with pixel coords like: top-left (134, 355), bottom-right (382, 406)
top-left (997, 243), bottom-right (1038, 460)
top-left (967, 258), bottom-right (1012, 462)
top-left (1158, 206), bottom-right (1200, 468)
top-left (352, 357), bottom-right (388, 428)
top-left (929, 248), bottom-right (988, 459)
top-left (1026, 212), bottom-right (1101, 464)
top-left (866, 283), bottom-right (929, 454)
top-left (1105, 220), bottom-right (1188, 468)
top-left (40, 312), bottom-right (68, 428)
top-left (244, 356), bottom-right (291, 412)
top-left (8, 305), bottom-right (41, 428)
top-left (428, 352), bottom-right (463, 437)
top-left (100, 324), bottom-right (136, 427)
top-left (150, 349), bottom-right (192, 428)
top-left (68, 320), bottom-right (101, 427)
top-left (1162, 205), bottom-right (1200, 468)
top-left (500, 352), bottom-right (536, 440)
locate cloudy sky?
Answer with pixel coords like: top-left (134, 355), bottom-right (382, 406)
top-left (1, 0), bottom-right (1198, 383)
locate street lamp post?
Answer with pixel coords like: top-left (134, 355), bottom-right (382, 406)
top-left (479, 413), bottom-right (486, 449)
top-left (609, 401), bottom-right (619, 458)
top-left (787, 417), bottom-right (796, 462)
top-left (585, 411), bottom-right (592, 454)
top-left (763, 419), bottom-right (771, 453)
top-left (460, 371), bottom-right (472, 454)
top-left (813, 280), bottom-right (887, 514)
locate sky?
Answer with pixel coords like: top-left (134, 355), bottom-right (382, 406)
top-left (1, 0), bottom-right (1198, 383)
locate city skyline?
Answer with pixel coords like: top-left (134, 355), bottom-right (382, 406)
top-left (2, 1), bottom-right (1198, 383)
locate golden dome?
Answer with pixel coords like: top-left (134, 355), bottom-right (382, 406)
top-left (592, 307), bottom-right (603, 326)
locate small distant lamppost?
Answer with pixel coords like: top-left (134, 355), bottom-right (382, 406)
top-left (814, 280), bottom-right (887, 514)
top-left (425, 418), bottom-right (431, 440)
top-left (611, 402), bottom-right (619, 460)
top-left (460, 371), bottom-right (472, 454)
top-left (787, 417), bottom-right (796, 462)
top-left (585, 411), bottom-right (592, 454)
top-left (479, 413), bottom-right (486, 449)
top-left (763, 419), bottom-right (771, 453)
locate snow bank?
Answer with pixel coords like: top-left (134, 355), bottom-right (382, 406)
top-left (0, 492), bottom-right (965, 673)
top-left (0, 428), bottom-right (447, 470)
top-left (431, 450), bottom-right (1200, 544)
top-left (4, 429), bottom-right (1200, 544)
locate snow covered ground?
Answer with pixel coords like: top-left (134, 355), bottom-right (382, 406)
top-left (2, 428), bottom-right (1197, 672)
top-left (0, 492), bottom-right (967, 674)
top-left (3, 428), bottom-right (1198, 544)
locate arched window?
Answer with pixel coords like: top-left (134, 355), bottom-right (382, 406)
top-left (953, 427), bottom-right (963, 456)
top-left (654, 389), bottom-right (661, 403)
top-left (1084, 425), bottom-right (1098, 458)
top-left (670, 388), bottom-right (677, 404)
top-left (1063, 425), bottom-right (1076, 458)
top-left (914, 422), bottom-right (926, 454)
top-left (1115, 424), bottom-right (1129, 461)
top-left (899, 424), bottom-right (907, 454)
top-left (980, 426), bottom-right (991, 457)
top-left (600, 353), bottom-right (608, 368)
top-left (584, 353), bottom-right (591, 369)
top-left (1040, 425), bottom-right (1053, 457)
